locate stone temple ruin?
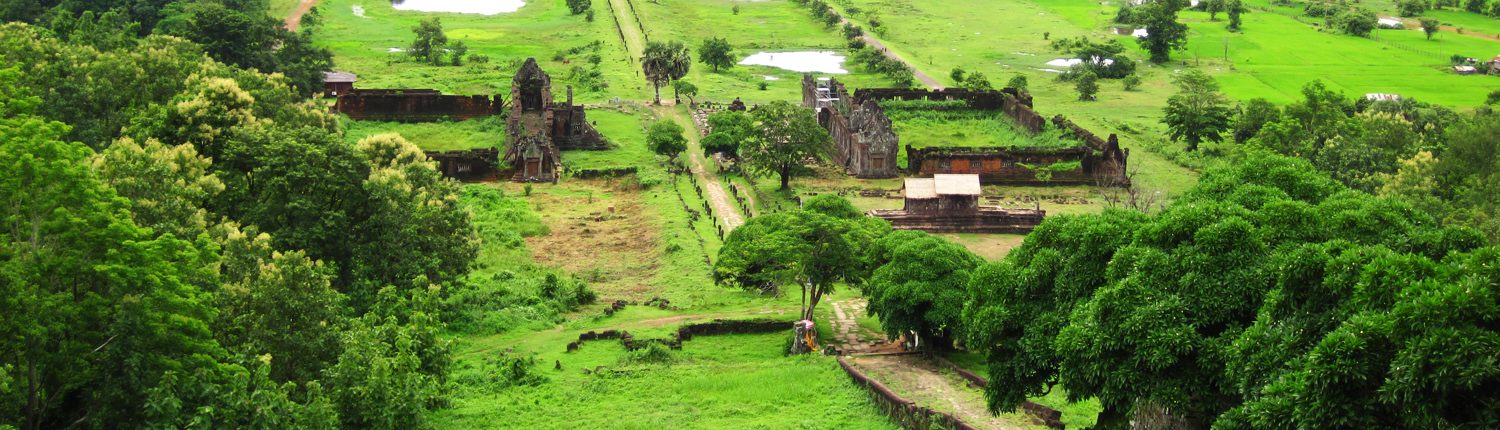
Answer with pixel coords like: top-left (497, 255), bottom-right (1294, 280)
top-left (803, 76), bottom-right (900, 178)
top-left (802, 75), bottom-right (1130, 186)
top-left (868, 174), bottom-right (1045, 234)
top-left (329, 58), bottom-right (607, 182)
top-left (504, 58), bottom-right (608, 182)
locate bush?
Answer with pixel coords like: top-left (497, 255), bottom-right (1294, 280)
top-left (625, 342), bottom-right (676, 365)
top-left (634, 169), bottom-right (668, 189)
top-left (566, 0), bottom-right (591, 15)
top-left (1122, 73), bottom-right (1142, 90)
top-left (1398, 0), bottom-right (1428, 16)
top-left (758, 82), bottom-right (769, 90)
top-left (1329, 7), bottom-right (1379, 36)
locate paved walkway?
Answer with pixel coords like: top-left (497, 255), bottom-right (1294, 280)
top-left (829, 299), bottom-right (885, 354)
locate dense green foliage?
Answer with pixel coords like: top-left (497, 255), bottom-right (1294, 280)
top-left (698, 37), bottom-right (734, 72)
top-left (1136, 0), bottom-right (1190, 62)
top-left (963, 155), bottom-right (1491, 429)
top-left (739, 101), bottom-right (833, 190)
top-left (1227, 81), bottom-right (1495, 243)
top-left (0, 16), bottom-right (549, 430)
top-left (714, 195), bottom-right (889, 320)
top-left (863, 231), bottom-right (984, 348)
top-left (646, 119), bottom-right (688, 161)
top-left (701, 109), bottom-right (756, 158)
top-left (1162, 70), bottom-right (1234, 150)
top-left (2, 0), bottom-right (333, 97)
top-left (1049, 36), bottom-right (1137, 79)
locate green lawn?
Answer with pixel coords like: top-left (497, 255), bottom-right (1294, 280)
top-left (270, 0), bottom-right (300, 20)
top-left (314, 0), bottom-right (648, 101)
top-left (627, 0), bottom-right (907, 103)
top-left (344, 116), bottom-right (507, 151)
top-left (1426, 8), bottom-right (1500, 38)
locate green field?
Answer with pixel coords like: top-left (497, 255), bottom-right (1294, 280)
top-left (313, 0), bottom-right (647, 100)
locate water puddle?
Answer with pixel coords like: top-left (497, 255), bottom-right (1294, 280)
top-left (738, 51), bottom-right (847, 74)
top-left (1378, 18), bottom-right (1403, 27)
top-left (390, 0), bottom-right (526, 14)
top-left (1111, 27), bottom-right (1148, 37)
top-left (1044, 57), bottom-right (1116, 67)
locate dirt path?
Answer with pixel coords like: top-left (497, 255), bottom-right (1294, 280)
top-left (607, 0), bottom-right (646, 61)
top-left (833, 12), bottom-right (944, 90)
top-left (283, 0), bottom-right (318, 31)
top-left (666, 107), bottom-right (745, 230)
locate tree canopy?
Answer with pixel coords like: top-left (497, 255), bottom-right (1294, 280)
top-left (646, 119), bottom-right (688, 161)
top-left (863, 231), bottom-right (984, 349)
top-left (698, 36), bottom-right (735, 72)
top-left (963, 155), bottom-right (1490, 429)
top-left (1162, 70), bottom-right (1234, 150)
top-left (739, 101), bottom-right (832, 190)
top-left (714, 196), bottom-right (889, 320)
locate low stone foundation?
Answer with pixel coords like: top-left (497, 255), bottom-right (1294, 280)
top-left (867, 207), bottom-right (1046, 234)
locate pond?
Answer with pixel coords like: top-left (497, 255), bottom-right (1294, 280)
top-left (738, 51), bottom-right (847, 74)
top-left (390, 0), bottom-right (526, 15)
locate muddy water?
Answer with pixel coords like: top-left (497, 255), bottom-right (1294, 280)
top-left (390, 0), bottom-right (525, 14)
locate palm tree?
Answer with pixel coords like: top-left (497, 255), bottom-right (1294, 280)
top-left (642, 40), bottom-right (692, 104)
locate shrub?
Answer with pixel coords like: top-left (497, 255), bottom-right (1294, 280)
top-left (566, 0), bottom-right (591, 15)
top-left (625, 342), bottom-right (676, 364)
top-left (1122, 73), bottom-right (1142, 90)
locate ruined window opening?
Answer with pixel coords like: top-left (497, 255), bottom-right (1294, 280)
top-left (873, 157), bottom-right (884, 169)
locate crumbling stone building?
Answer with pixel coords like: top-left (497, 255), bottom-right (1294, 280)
top-left (802, 76), bottom-right (1130, 186)
top-left (504, 58), bottom-right (608, 182)
top-left (802, 76), bottom-right (899, 178)
top-left (331, 58), bottom-right (607, 182)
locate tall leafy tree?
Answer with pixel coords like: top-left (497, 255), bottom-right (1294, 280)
top-left (965, 155), bottom-right (1486, 428)
top-left (864, 232), bottom-right (983, 349)
top-left (646, 119), bottom-right (688, 162)
top-left (408, 17), bottom-right (448, 66)
top-left (698, 36), bottom-right (735, 72)
top-left (1227, 0), bottom-right (1243, 30)
top-left (741, 101), bottom-right (832, 190)
top-left (701, 109), bottom-right (754, 159)
top-left (641, 40), bottom-right (691, 104)
top-left (1136, 0), bottom-right (1189, 62)
top-left (0, 113), bottom-right (223, 429)
top-left (1162, 70), bottom-right (1234, 150)
top-left (714, 197), bottom-right (888, 320)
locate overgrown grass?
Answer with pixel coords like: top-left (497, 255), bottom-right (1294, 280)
top-left (629, 0), bottom-right (905, 103)
top-left (313, 0), bottom-right (647, 101)
top-left (345, 116), bottom-right (508, 152)
top-left (433, 333), bottom-right (899, 429)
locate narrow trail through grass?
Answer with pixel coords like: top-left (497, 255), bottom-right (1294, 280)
top-left (608, 0), bottom-right (646, 71)
top-left (666, 106), bottom-right (744, 230)
top-left (282, 0), bottom-right (318, 30)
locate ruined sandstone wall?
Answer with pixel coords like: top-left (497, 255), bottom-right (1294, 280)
top-left (836, 357), bottom-right (982, 430)
top-left (334, 93), bottom-right (498, 122)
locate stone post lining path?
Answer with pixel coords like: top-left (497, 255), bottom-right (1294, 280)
top-left (668, 107), bottom-right (745, 230)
